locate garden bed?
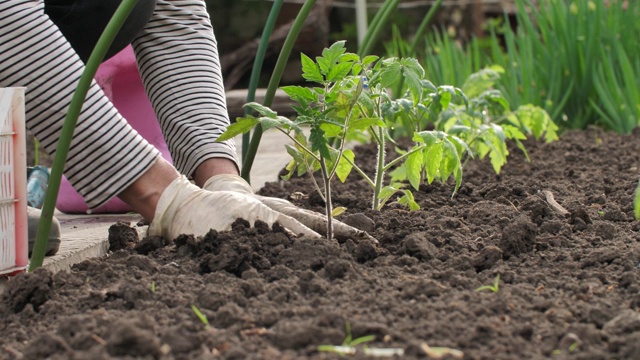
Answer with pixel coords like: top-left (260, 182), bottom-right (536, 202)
top-left (2, 127), bottom-right (640, 359)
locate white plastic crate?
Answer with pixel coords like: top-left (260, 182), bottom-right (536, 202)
top-left (0, 88), bottom-right (28, 275)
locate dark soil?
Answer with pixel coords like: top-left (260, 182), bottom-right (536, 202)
top-left (3, 127), bottom-right (640, 359)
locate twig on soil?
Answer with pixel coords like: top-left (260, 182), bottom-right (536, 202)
top-left (3, 346), bottom-right (23, 359)
top-left (542, 190), bottom-right (570, 216)
top-left (91, 334), bottom-right (107, 346)
top-left (420, 343), bottom-right (464, 359)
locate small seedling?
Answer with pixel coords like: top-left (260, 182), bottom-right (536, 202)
top-left (150, 281), bottom-right (156, 293)
top-left (475, 274), bottom-right (500, 293)
top-left (317, 322), bottom-right (404, 357)
top-left (191, 305), bottom-right (210, 329)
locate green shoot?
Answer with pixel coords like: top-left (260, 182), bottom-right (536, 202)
top-left (634, 181), bottom-right (640, 220)
top-left (150, 281), bottom-right (156, 293)
top-left (475, 274), bottom-right (500, 293)
top-left (317, 321), bottom-right (404, 356)
top-left (191, 305), bottom-right (210, 329)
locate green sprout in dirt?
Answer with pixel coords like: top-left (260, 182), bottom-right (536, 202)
top-left (150, 281), bottom-right (156, 293)
top-left (475, 274), bottom-right (500, 293)
top-left (191, 305), bottom-right (210, 329)
top-left (317, 321), bottom-right (404, 357)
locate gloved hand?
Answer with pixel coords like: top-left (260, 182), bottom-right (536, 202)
top-left (203, 174), bottom-right (377, 243)
top-left (148, 176), bottom-right (322, 240)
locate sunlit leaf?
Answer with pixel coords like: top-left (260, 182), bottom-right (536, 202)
top-left (301, 53), bottom-right (323, 83)
top-left (216, 117), bottom-right (259, 142)
top-left (335, 149), bottom-right (354, 182)
top-left (405, 149), bottom-right (423, 190)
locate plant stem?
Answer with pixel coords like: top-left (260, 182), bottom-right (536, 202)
top-left (29, 0), bottom-right (139, 271)
top-left (408, 0), bottom-right (443, 56)
top-left (372, 127), bottom-right (386, 210)
top-left (319, 158), bottom-right (333, 240)
top-left (242, 0), bottom-right (285, 161)
top-left (242, 0), bottom-right (317, 182)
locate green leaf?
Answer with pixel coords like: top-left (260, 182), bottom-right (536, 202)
top-left (327, 62), bottom-right (354, 82)
top-left (461, 67), bottom-right (502, 98)
top-left (318, 41), bottom-right (347, 74)
top-left (380, 61), bottom-right (402, 88)
top-left (340, 52), bottom-right (360, 63)
top-left (310, 126), bottom-right (331, 159)
top-left (285, 144), bottom-right (304, 163)
top-left (405, 149), bottom-right (423, 190)
top-left (331, 206), bottom-right (347, 217)
top-left (335, 149), bottom-right (354, 182)
top-left (216, 117), bottom-right (259, 142)
top-left (301, 53), bottom-right (323, 83)
top-left (425, 143), bottom-right (443, 184)
top-left (398, 190), bottom-right (420, 210)
top-left (244, 102), bottom-right (278, 118)
top-left (349, 117), bottom-right (385, 130)
top-left (281, 85), bottom-right (318, 103)
top-left (438, 91), bottom-right (452, 110)
top-left (362, 55), bottom-right (379, 66)
top-left (319, 122), bottom-right (343, 137)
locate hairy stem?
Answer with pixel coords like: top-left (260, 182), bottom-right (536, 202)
top-left (319, 158), bottom-right (333, 240)
top-left (372, 126), bottom-right (386, 210)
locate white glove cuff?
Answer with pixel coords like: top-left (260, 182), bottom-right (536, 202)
top-left (203, 174), bottom-right (254, 194)
top-left (148, 175), bottom-right (200, 237)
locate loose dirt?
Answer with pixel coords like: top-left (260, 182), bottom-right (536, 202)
top-left (2, 128), bottom-right (640, 359)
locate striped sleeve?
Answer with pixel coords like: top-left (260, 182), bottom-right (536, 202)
top-left (132, 0), bottom-right (239, 177)
top-left (0, 0), bottom-right (161, 208)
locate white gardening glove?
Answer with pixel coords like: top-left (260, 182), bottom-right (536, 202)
top-left (203, 174), bottom-right (377, 243)
top-left (148, 176), bottom-right (321, 240)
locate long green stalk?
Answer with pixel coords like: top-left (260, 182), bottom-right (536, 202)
top-left (29, 0), bottom-right (138, 271)
top-left (408, 0), bottom-right (442, 56)
top-left (242, 0), bottom-right (285, 162)
top-left (358, 0), bottom-right (400, 56)
top-left (241, 0), bottom-right (317, 181)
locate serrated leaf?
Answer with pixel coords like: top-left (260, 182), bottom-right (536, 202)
top-left (216, 117), bottom-right (259, 142)
top-left (442, 140), bottom-right (462, 181)
top-left (461, 67), bottom-right (502, 98)
top-left (380, 62), bottom-right (402, 88)
top-left (327, 62), bottom-right (354, 82)
top-left (362, 55), bottom-right (379, 66)
top-left (339, 53), bottom-right (360, 63)
top-left (487, 133), bottom-right (508, 174)
top-left (349, 117), bottom-right (385, 130)
top-left (319, 122), bottom-right (343, 137)
top-left (398, 190), bottom-right (420, 210)
top-left (425, 143), bottom-right (443, 184)
top-left (257, 116), bottom-right (282, 131)
top-left (285, 144), bottom-right (304, 163)
top-left (389, 165), bottom-right (407, 183)
top-left (318, 41), bottom-right (347, 74)
top-left (310, 126), bottom-right (331, 159)
top-left (301, 53), bottom-right (323, 83)
top-left (403, 68), bottom-right (423, 104)
top-left (336, 149), bottom-right (354, 183)
top-left (405, 149), bottom-right (423, 190)
top-left (438, 91), bottom-right (452, 110)
top-left (244, 102), bottom-right (278, 118)
top-left (281, 85), bottom-right (318, 103)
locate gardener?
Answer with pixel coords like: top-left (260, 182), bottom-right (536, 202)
top-left (1, 0), bottom-right (366, 255)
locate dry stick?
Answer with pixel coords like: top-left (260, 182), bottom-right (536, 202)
top-left (542, 190), bottom-right (570, 216)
